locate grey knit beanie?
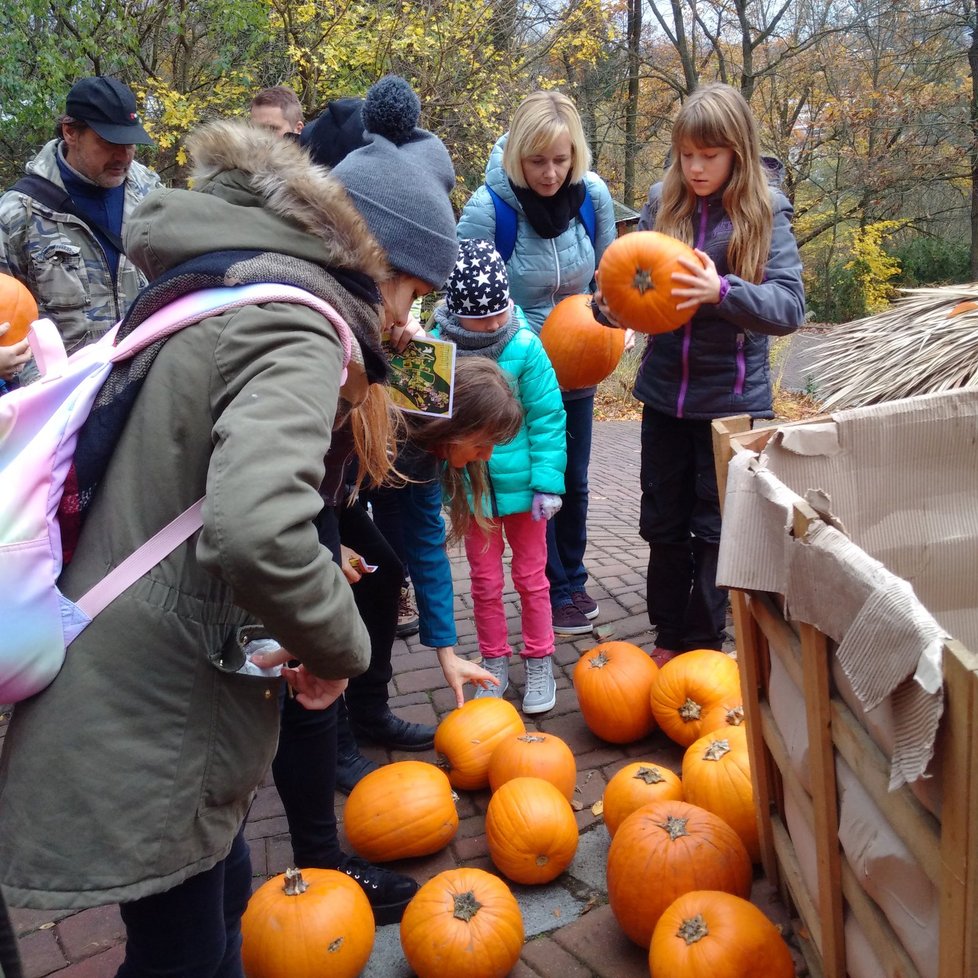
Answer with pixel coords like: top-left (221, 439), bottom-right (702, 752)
top-left (332, 76), bottom-right (458, 287)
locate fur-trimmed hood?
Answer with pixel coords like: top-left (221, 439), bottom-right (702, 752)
top-left (126, 120), bottom-right (389, 284)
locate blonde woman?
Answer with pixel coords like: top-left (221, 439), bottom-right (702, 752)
top-left (458, 91), bottom-right (616, 639)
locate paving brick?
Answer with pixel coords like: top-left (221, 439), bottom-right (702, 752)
top-left (18, 925), bottom-right (65, 978)
top-left (58, 945), bottom-right (126, 976)
top-left (521, 933), bottom-right (596, 978)
top-left (57, 905), bottom-right (124, 961)
top-left (551, 904), bottom-right (650, 978)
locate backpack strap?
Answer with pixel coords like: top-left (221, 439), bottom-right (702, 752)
top-left (11, 174), bottom-right (126, 255)
top-left (487, 186), bottom-right (518, 262)
top-left (74, 498), bottom-right (205, 618)
top-left (579, 189), bottom-right (596, 249)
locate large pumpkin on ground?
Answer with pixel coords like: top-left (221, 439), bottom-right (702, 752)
top-left (343, 760), bottom-right (458, 862)
top-left (400, 867), bottom-right (524, 978)
top-left (434, 697), bottom-right (525, 791)
top-left (650, 890), bottom-right (795, 978)
top-left (539, 293), bottom-right (626, 390)
top-left (485, 776), bottom-right (579, 884)
top-left (596, 230), bottom-right (702, 333)
top-left (488, 731), bottom-right (577, 801)
top-left (573, 641), bottom-right (659, 743)
top-left (0, 273), bottom-right (38, 346)
top-left (241, 867), bottom-right (374, 978)
top-left (606, 799), bottom-right (752, 948)
top-left (602, 761), bottom-right (683, 837)
top-left (650, 649), bottom-right (742, 747)
top-left (682, 725), bottom-right (759, 862)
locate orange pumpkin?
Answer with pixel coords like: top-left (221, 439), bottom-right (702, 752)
top-left (488, 731), bottom-right (577, 801)
top-left (434, 697), bottom-right (526, 791)
top-left (650, 649), bottom-right (742, 747)
top-left (650, 890), bottom-right (795, 978)
top-left (400, 867), bottom-right (524, 978)
top-left (682, 725), bottom-right (759, 862)
top-left (240, 867), bottom-right (374, 978)
top-left (602, 761), bottom-right (683, 837)
top-left (539, 293), bottom-right (626, 389)
top-left (596, 231), bottom-right (702, 333)
top-left (344, 760), bottom-right (458, 862)
top-left (573, 641), bottom-right (659, 743)
top-left (0, 273), bottom-right (38, 346)
top-left (485, 776), bottom-right (579, 884)
top-left (606, 799), bottom-right (752, 948)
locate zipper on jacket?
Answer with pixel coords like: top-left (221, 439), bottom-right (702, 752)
top-left (548, 238), bottom-right (561, 312)
top-left (676, 202), bottom-right (711, 418)
top-left (734, 333), bottom-right (746, 395)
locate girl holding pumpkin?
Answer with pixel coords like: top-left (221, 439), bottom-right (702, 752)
top-left (457, 91), bottom-right (617, 638)
top-left (431, 238), bottom-right (567, 715)
top-left (632, 82), bottom-right (805, 663)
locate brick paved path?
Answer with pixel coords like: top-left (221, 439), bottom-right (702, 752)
top-left (2, 419), bottom-right (803, 977)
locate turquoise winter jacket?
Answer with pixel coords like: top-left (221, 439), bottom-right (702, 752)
top-left (456, 133), bottom-right (617, 336)
top-left (432, 305), bottom-right (567, 517)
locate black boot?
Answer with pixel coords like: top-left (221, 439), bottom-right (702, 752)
top-left (349, 706), bottom-right (436, 752)
top-left (336, 700), bottom-right (379, 795)
top-left (337, 855), bottom-right (419, 925)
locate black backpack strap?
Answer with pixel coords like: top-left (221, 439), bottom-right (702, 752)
top-left (10, 174), bottom-right (126, 255)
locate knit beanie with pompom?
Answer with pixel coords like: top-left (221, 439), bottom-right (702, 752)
top-left (331, 75), bottom-right (458, 287)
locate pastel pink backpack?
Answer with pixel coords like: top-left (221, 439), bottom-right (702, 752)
top-left (0, 284), bottom-right (353, 704)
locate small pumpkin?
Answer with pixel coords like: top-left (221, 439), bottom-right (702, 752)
top-left (0, 273), bottom-right (38, 346)
top-left (344, 760), bottom-right (458, 862)
top-left (539, 293), bottom-right (626, 389)
top-left (602, 761), bottom-right (683, 837)
top-left (485, 776), bottom-right (579, 884)
top-left (434, 697), bottom-right (526, 791)
top-left (573, 641), bottom-right (659, 744)
top-left (596, 231), bottom-right (702, 333)
top-left (488, 731), bottom-right (577, 801)
top-left (650, 890), bottom-right (795, 978)
top-left (682, 725), bottom-right (759, 862)
top-left (240, 867), bottom-right (374, 978)
top-left (650, 649), bottom-right (742, 747)
top-left (606, 799), bottom-right (752, 948)
top-left (400, 867), bottom-right (524, 978)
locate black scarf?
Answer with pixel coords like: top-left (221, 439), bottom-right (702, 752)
top-left (509, 174), bottom-right (586, 240)
top-left (58, 249), bottom-right (385, 562)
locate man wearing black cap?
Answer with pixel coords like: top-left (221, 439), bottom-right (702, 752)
top-left (0, 76), bottom-right (160, 377)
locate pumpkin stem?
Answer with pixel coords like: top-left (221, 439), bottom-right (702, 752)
top-left (703, 739), bottom-right (731, 762)
top-left (678, 697), bottom-right (703, 722)
top-left (633, 268), bottom-right (654, 295)
top-left (518, 734), bottom-right (547, 744)
top-left (453, 890), bottom-right (483, 922)
top-left (634, 765), bottom-right (667, 784)
top-left (283, 867), bottom-right (310, 896)
top-left (588, 651), bottom-right (610, 669)
top-left (660, 815), bottom-right (690, 840)
top-left (726, 705), bottom-right (745, 726)
top-left (677, 913), bottom-right (709, 944)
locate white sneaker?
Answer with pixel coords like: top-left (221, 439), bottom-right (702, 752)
top-left (474, 656), bottom-right (510, 699)
top-left (522, 656), bottom-right (556, 714)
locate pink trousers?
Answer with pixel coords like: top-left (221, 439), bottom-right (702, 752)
top-left (464, 511), bottom-right (555, 659)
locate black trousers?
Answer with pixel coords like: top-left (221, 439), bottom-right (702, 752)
top-left (639, 406), bottom-right (727, 651)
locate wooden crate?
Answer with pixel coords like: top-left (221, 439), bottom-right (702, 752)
top-left (712, 414), bottom-right (978, 978)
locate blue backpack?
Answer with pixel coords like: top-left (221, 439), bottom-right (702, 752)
top-left (487, 185), bottom-right (596, 262)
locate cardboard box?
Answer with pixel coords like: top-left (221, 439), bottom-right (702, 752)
top-left (712, 390), bottom-right (978, 978)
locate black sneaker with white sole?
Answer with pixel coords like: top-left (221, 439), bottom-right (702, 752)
top-left (552, 602), bottom-right (593, 635)
top-left (338, 855), bottom-right (419, 924)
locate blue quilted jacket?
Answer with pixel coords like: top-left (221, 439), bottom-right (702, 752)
top-left (456, 134), bottom-right (617, 339)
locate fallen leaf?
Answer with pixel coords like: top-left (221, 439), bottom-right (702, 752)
top-left (591, 799), bottom-right (604, 816)
top-left (593, 624), bottom-right (616, 641)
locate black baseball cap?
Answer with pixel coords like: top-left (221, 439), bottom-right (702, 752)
top-left (65, 77), bottom-right (153, 145)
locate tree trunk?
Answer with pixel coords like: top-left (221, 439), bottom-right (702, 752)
top-left (624, 0), bottom-right (642, 207)
top-left (970, 0), bottom-right (978, 277)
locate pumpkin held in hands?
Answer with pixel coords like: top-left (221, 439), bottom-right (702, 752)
top-left (539, 293), bottom-right (625, 390)
top-left (596, 231), bottom-right (702, 333)
top-left (0, 273), bottom-right (38, 346)
top-left (240, 867), bottom-right (374, 978)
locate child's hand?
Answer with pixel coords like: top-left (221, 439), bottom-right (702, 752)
top-left (531, 493), bottom-right (562, 522)
top-left (437, 647), bottom-right (499, 708)
top-left (671, 250), bottom-right (722, 308)
top-left (0, 322), bottom-right (31, 381)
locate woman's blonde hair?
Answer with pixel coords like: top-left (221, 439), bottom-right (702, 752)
top-left (404, 358), bottom-right (523, 544)
top-left (503, 91), bottom-right (591, 188)
top-left (346, 382), bottom-right (403, 493)
top-left (656, 82), bottom-right (772, 284)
